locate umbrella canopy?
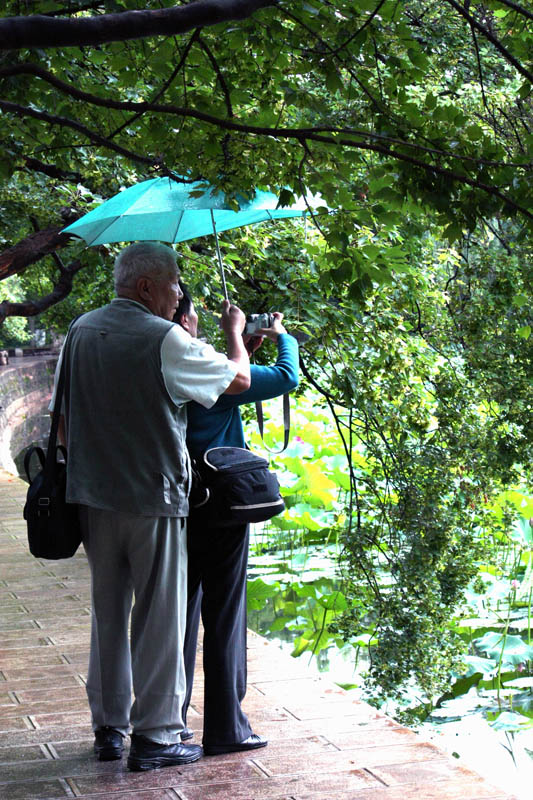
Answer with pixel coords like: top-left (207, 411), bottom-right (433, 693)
top-left (62, 176), bottom-right (325, 298)
top-left (62, 177), bottom-right (323, 246)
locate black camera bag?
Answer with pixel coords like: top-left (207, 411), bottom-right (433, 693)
top-left (23, 332), bottom-right (82, 560)
top-left (190, 446), bottom-right (285, 528)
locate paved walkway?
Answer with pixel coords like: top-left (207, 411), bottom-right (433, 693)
top-left (0, 469), bottom-right (518, 800)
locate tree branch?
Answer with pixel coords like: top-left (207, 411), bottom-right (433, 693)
top-left (493, 0), bottom-right (533, 23)
top-left (0, 211), bottom-right (79, 282)
top-left (17, 155), bottom-right (82, 183)
top-left (331, 0), bottom-right (388, 56)
top-left (0, 98), bottom-right (157, 167)
top-left (444, 0), bottom-right (533, 85)
top-left (197, 34), bottom-right (234, 117)
top-left (3, 89), bottom-right (531, 219)
top-left (107, 28), bottom-right (201, 140)
top-left (0, 259), bottom-right (84, 325)
top-left (3, 64), bottom-right (530, 169)
top-left (0, 0), bottom-right (276, 50)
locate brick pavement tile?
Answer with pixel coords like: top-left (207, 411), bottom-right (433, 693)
top-left (253, 677), bottom-right (347, 700)
top-left (2, 574), bottom-right (71, 588)
top-left (247, 662), bottom-right (313, 680)
top-left (0, 726), bottom-right (93, 748)
top-left (0, 717), bottom-right (36, 732)
top-left (236, 735), bottom-right (337, 757)
top-left (26, 619), bottom-right (91, 633)
top-left (343, 741), bottom-right (448, 765)
top-left (12, 686), bottom-right (86, 704)
top-left (282, 700), bottom-right (390, 722)
top-left (71, 757), bottom-right (265, 795)
top-left (29, 710), bottom-right (93, 729)
top-left (12, 595), bottom-right (84, 609)
top-left (8, 609), bottom-right (91, 624)
top-left (254, 743), bottom-right (447, 777)
top-left (1, 697), bottom-right (89, 718)
top-left (0, 692), bottom-right (18, 707)
top-left (0, 744), bottom-right (48, 762)
top-left (323, 725), bottom-right (422, 749)
top-left (226, 715), bottom-right (396, 744)
top-left (369, 757), bottom-right (496, 787)
top-left (0, 778), bottom-right (72, 799)
top-left (1, 664), bottom-right (83, 683)
top-left (56, 651), bottom-right (90, 667)
top-left (1, 635), bottom-right (82, 650)
top-left (42, 739), bottom-right (99, 760)
top-left (0, 619), bottom-right (40, 631)
top-left (228, 706), bottom-right (297, 725)
top-left (0, 592), bottom-right (83, 608)
top-left (176, 768), bottom-right (380, 800)
top-left (0, 752), bottom-right (124, 781)
top-left (72, 793), bottom-right (178, 800)
top-left (0, 652), bottom-right (69, 668)
top-left (293, 786), bottom-right (515, 800)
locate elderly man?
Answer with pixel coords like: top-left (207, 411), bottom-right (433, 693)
top-left (53, 242), bottom-right (249, 771)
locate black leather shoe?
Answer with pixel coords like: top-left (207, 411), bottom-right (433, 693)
top-left (181, 727), bottom-right (194, 741)
top-left (94, 727), bottom-right (124, 761)
top-left (127, 734), bottom-right (202, 771)
top-left (204, 733), bottom-right (268, 755)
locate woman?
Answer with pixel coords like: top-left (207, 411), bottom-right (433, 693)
top-left (175, 283), bottom-right (299, 755)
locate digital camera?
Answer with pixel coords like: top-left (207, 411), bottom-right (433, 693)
top-left (244, 313), bottom-right (275, 335)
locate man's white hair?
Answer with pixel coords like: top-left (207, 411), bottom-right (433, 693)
top-left (114, 242), bottom-right (178, 291)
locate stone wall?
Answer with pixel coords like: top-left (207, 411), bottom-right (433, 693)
top-left (0, 356), bottom-right (57, 478)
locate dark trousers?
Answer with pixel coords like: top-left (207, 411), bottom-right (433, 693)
top-left (182, 516), bottom-right (253, 746)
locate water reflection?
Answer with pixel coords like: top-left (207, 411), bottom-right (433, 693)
top-left (247, 533), bottom-right (364, 688)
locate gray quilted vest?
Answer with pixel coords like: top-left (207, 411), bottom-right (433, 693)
top-left (63, 299), bottom-right (190, 517)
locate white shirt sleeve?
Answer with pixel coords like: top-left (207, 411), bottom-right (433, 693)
top-left (160, 325), bottom-right (238, 409)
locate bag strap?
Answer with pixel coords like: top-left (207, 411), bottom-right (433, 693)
top-left (24, 446), bottom-right (45, 483)
top-left (43, 326), bottom-right (74, 481)
top-left (255, 393), bottom-right (290, 454)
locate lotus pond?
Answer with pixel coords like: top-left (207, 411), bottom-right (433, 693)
top-left (244, 398), bottom-right (533, 799)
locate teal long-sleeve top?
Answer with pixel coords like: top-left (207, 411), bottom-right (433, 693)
top-left (186, 333), bottom-right (299, 459)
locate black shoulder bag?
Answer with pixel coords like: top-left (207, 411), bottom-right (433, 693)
top-left (189, 446), bottom-right (285, 528)
top-left (23, 339), bottom-right (82, 559)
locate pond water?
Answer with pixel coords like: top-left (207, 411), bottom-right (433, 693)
top-left (246, 529), bottom-right (532, 800)
top-left (247, 540), bottom-right (367, 686)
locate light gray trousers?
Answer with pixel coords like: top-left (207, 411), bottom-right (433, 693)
top-left (80, 505), bottom-right (187, 744)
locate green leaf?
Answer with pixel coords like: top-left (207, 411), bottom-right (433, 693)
top-left (268, 615), bottom-right (294, 632)
top-left (474, 631), bottom-right (533, 665)
top-left (519, 81), bottom-right (532, 100)
top-left (463, 655), bottom-right (498, 677)
top-left (291, 635), bottom-right (311, 657)
top-left (466, 125), bottom-right (483, 141)
top-left (247, 577), bottom-right (279, 611)
top-left (489, 711), bottom-right (533, 732)
top-left (503, 677), bottom-right (533, 689)
top-left (278, 188), bottom-right (295, 207)
top-left (444, 223), bottom-right (463, 243)
top-left (317, 591), bottom-right (348, 611)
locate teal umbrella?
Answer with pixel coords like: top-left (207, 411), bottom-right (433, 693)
top-left (62, 176), bottom-right (325, 298)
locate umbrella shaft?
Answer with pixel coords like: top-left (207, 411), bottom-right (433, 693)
top-left (210, 210), bottom-right (229, 301)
